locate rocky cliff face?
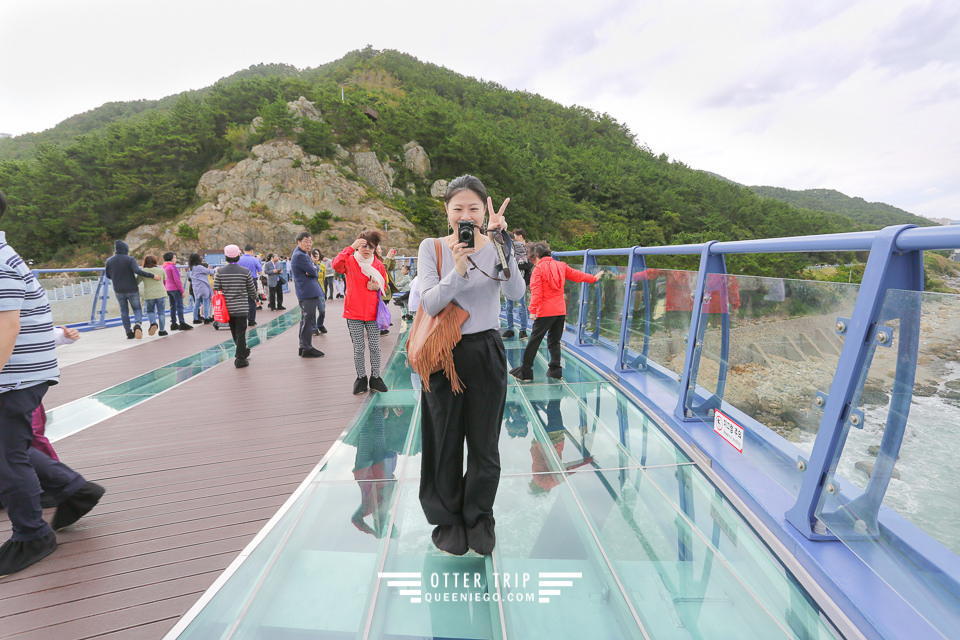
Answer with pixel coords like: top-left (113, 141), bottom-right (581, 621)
top-left (124, 138), bottom-right (421, 259)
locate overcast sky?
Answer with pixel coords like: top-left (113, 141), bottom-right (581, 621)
top-left (2, 0), bottom-right (958, 221)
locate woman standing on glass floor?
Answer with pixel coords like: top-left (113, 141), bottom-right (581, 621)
top-left (417, 175), bottom-right (525, 556)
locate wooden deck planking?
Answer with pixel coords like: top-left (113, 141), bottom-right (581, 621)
top-left (0, 299), bottom-right (403, 639)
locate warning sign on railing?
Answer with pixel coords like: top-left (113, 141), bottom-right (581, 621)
top-left (714, 409), bottom-right (744, 452)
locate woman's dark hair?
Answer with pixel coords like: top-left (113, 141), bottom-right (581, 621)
top-left (528, 241), bottom-right (551, 259)
top-left (357, 229), bottom-right (383, 250)
top-left (513, 228), bottom-right (527, 240)
top-left (188, 253), bottom-right (202, 268)
top-left (444, 175), bottom-right (488, 211)
top-left (310, 248), bottom-right (320, 259)
top-left (162, 251), bottom-right (175, 262)
top-left (144, 255), bottom-right (158, 268)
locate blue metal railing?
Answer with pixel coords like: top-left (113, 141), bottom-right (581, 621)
top-left (553, 223), bottom-right (960, 639)
top-left (36, 265), bottom-right (198, 329)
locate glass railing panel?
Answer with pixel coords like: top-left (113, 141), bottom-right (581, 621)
top-left (176, 480), bottom-right (395, 639)
top-left (683, 275), bottom-right (859, 498)
top-left (556, 256), bottom-right (584, 328)
top-left (815, 288), bottom-right (960, 638)
top-left (623, 268), bottom-right (697, 381)
top-left (566, 467), bottom-right (841, 639)
top-left (581, 263), bottom-right (626, 361)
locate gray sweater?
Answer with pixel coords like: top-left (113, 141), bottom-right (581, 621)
top-left (417, 236), bottom-right (524, 335)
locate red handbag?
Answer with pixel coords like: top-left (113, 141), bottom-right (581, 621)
top-left (212, 290), bottom-right (230, 323)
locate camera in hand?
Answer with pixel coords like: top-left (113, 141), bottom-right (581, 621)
top-left (457, 220), bottom-right (475, 248)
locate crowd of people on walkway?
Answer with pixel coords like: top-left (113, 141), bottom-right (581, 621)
top-left (0, 170), bottom-right (608, 580)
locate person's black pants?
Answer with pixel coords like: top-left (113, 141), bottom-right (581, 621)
top-left (247, 297), bottom-right (258, 325)
top-left (229, 315), bottom-right (249, 359)
top-left (419, 330), bottom-right (507, 528)
top-left (298, 297), bottom-right (319, 348)
top-left (269, 283), bottom-right (284, 309)
top-left (324, 278), bottom-right (334, 300)
top-left (0, 383), bottom-right (85, 541)
top-left (519, 314), bottom-right (566, 373)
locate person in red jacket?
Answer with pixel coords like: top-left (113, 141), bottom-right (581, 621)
top-left (510, 242), bottom-right (604, 381)
top-left (333, 229), bottom-right (390, 395)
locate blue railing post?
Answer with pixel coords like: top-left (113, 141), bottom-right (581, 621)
top-left (90, 274), bottom-right (111, 328)
top-left (786, 224), bottom-right (922, 540)
top-left (616, 248), bottom-right (641, 370)
top-left (675, 242), bottom-right (726, 421)
top-left (577, 251), bottom-right (598, 344)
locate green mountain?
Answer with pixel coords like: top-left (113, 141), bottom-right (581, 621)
top-left (750, 186), bottom-right (935, 229)
top-left (0, 63), bottom-right (302, 162)
top-left (0, 47), bottom-right (873, 275)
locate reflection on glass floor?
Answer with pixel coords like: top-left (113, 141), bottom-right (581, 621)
top-left (46, 310), bottom-right (301, 442)
top-left (173, 332), bottom-right (841, 640)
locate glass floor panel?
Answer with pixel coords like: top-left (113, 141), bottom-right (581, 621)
top-left (171, 326), bottom-right (843, 640)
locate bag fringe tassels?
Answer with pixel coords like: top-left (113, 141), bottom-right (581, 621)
top-left (406, 239), bottom-right (470, 393)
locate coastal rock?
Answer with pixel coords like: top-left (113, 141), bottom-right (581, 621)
top-left (353, 151), bottom-right (393, 196)
top-left (404, 142), bottom-right (431, 178)
top-left (287, 96), bottom-right (322, 123)
top-left (124, 139), bottom-right (418, 258)
top-left (430, 179), bottom-right (448, 198)
top-left (855, 460), bottom-right (901, 480)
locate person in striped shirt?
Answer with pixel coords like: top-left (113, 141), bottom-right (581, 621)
top-left (0, 190), bottom-right (105, 577)
top-left (213, 244), bottom-right (258, 368)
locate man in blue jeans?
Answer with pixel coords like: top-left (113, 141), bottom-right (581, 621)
top-left (104, 240), bottom-right (161, 339)
top-left (501, 229), bottom-right (530, 339)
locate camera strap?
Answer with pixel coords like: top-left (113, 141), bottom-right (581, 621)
top-left (490, 232), bottom-right (511, 280)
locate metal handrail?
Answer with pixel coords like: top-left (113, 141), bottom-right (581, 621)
top-left (548, 222), bottom-right (960, 639)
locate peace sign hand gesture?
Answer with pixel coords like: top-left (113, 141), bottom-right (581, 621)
top-left (487, 197), bottom-right (510, 233)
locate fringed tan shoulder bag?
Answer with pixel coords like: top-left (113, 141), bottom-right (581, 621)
top-left (407, 239), bottom-right (470, 393)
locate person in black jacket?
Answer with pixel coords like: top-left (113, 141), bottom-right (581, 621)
top-left (104, 241), bottom-right (161, 340)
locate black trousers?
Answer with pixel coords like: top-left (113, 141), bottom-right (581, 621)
top-left (269, 282), bottom-right (284, 309)
top-left (324, 278), bottom-right (334, 300)
top-left (520, 314), bottom-right (566, 373)
top-left (419, 330), bottom-right (507, 528)
top-left (0, 383), bottom-right (85, 541)
top-left (229, 315), bottom-right (249, 359)
top-left (298, 297), bottom-right (318, 348)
